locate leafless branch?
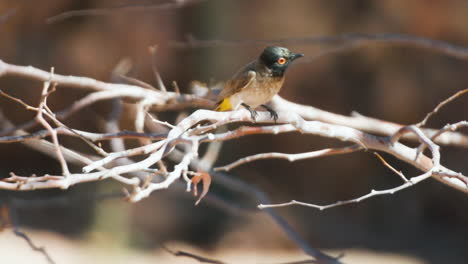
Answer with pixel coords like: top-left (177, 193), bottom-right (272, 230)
top-left (417, 88), bottom-right (468, 127)
top-left (35, 69), bottom-right (70, 176)
top-left (189, 158), bottom-right (341, 264)
top-left (0, 44), bottom-right (466, 263)
top-left (271, 96), bottom-right (468, 147)
top-left (0, 58), bottom-right (465, 145)
top-left (0, 127), bottom-right (165, 143)
top-left (47, 0), bottom-right (207, 24)
top-left (0, 59), bottom-right (466, 201)
top-left (259, 170), bottom-right (433, 211)
top-left (374, 152), bottom-right (410, 183)
top-left (172, 33), bottom-right (468, 61)
top-left (258, 122), bottom-right (464, 210)
top-left (431, 121), bottom-right (468, 142)
top-left (215, 145), bottom-right (362, 172)
top-left (149, 45), bottom-right (167, 92)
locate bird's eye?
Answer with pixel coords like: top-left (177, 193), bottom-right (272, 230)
top-left (277, 57), bottom-right (287, 65)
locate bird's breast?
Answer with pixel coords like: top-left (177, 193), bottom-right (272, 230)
top-left (231, 76), bottom-right (284, 108)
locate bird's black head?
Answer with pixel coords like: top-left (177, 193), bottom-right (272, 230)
top-left (259, 46), bottom-right (304, 76)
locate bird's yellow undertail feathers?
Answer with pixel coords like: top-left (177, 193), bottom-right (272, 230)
top-left (215, 97), bottom-right (232, 111)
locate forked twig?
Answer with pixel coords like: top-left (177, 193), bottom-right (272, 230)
top-left (259, 123), bottom-right (445, 210)
top-left (259, 170), bottom-right (433, 210)
top-left (35, 69), bottom-right (70, 177)
top-left (417, 88), bottom-right (468, 127)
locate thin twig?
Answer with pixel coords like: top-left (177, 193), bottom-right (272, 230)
top-left (275, 260), bottom-right (318, 264)
top-left (413, 88), bottom-right (468, 157)
top-left (373, 152), bottom-right (410, 183)
top-left (185, 155), bottom-right (342, 264)
top-left (43, 105), bottom-right (108, 156)
top-left (147, 112), bottom-right (175, 129)
top-left (35, 69), bottom-right (70, 177)
top-left (417, 88), bottom-right (468, 127)
top-left (149, 45), bottom-right (167, 92)
top-left (215, 145), bottom-right (362, 172)
top-left (0, 89), bottom-right (38, 111)
top-left (0, 128), bottom-right (166, 143)
top-left (431, 121), bottom-right (468, 142)
top-left (260, 122), bottom-right (445, 210)
top-left (163, 246), bottom-right (226, 264)
top-left (172, 81), bottom-right (181, 94)
top-left (6, 204), bottom-right (56, 264)
top-left (172, 33), bottom-right (468, 61)
top-left (118, 74), bottom-right (158, 90)
top-left (259, 170), bottom-right (433, 211)
top-left (47, 0), bottom-right (207, 24)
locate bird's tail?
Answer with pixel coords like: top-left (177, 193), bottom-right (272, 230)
top-left (214, 97), bottom-right (232, 111)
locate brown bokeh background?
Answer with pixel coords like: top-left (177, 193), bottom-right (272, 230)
top-left (0, 0), bottom-right (467, 263)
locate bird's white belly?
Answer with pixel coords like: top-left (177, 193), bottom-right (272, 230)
top-left (230, 81), bottom-right (280, 109)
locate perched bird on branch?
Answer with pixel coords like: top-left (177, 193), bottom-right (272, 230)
top-left (214, 46), bottom-right (304, 121)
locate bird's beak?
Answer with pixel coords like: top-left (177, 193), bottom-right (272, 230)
top-left (290, 53), bottom-right (304, 61)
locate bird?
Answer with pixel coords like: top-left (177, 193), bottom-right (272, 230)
top-left (214, 46), bottom-right (304, 121)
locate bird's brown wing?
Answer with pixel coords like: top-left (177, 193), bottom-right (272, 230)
top-left (217, 70), bottom-right (256, 101)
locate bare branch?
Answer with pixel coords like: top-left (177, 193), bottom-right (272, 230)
top-left (215, 145), bottom-right (361, 172)
top-left (0, 59), bottom-right (465, 208)
top-left (47, 0), bottom-right (207, 24)
top-left (0, 59), bottom-right (464, 146)
top-left (271, 96), bottom-right (468, 147)
top-left (172, 33), bottom-right (468, 61)
top-left (259, 170), bottom-right (434, 211)
top-left (434, 170), bottom-right (468, 186)
top-left (149, 45), bottom-right (167, 92)
top-left (117, 74), bottom-right (158, 91)
top-left (417, 88), bottom-right (468, 127)
top-left (0, 31), bottom-right (465, 264)
top-left (187, 156), bottom-right (342, 264)
top-left (0, 127), bottom-right (165, 143)
top-left (147, 112), bottom-right (175, 129)
top-left (374, 152), bottom-right (409, 183)
top-left (390, 125), bottom-right (441, 167)
top-left (259, 122), bottom-right (453, 210)
top-left (35, 69), bottom-right (70, 176)
top-left (432, 121), bottom-right (468, 142)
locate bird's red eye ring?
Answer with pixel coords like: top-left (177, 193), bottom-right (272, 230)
top-left (277, 57), bottom-right (287, 65)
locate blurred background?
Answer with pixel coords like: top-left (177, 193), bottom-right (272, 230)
top-left (0, 0), bottom-right (467, 263)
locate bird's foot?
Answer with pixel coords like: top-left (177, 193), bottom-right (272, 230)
top-left (261, 104), bottom-right (278, 122)
top-left (241, 103), bottom-right (258, 122)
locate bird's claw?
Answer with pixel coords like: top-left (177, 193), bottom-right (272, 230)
top-left (261, 104), bottom-right (279, 122)
top-left (242, 103), bottom-right (258, 122)
top-left (250, 109), bottom-right (258, 121)
top-left (268, 110), bottom-right (278, 122)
